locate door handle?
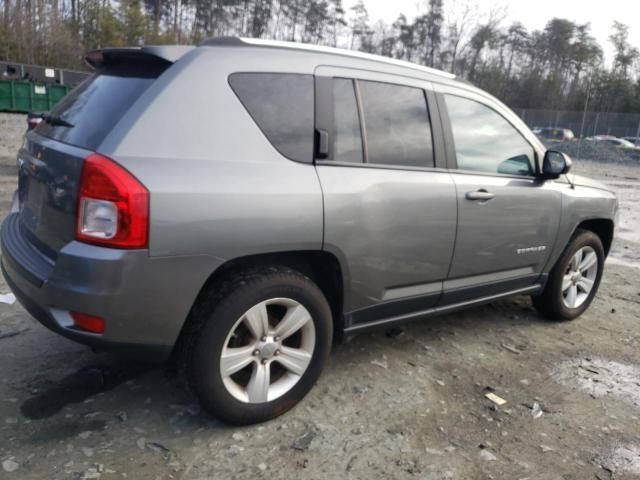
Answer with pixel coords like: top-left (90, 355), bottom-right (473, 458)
top-left (316, 129), bottom-right (329, 159)
top-left (465, 189), bottom-right (495, 201)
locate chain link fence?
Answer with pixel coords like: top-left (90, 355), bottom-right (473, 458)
top-left (518, 108), bottom-right (640, 139)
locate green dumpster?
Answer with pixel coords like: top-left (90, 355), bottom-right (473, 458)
top-left (0, 80), bottom-right (71, 113)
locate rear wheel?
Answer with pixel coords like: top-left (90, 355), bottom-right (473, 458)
top-left (532, 229), bottom-right (604, 321)
top-left (187, 267), bottom-right (332, 425)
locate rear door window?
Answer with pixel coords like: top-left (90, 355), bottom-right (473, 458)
top-left (37, 66), bottom-right (163, 151)
top-left (358, 80), bottom-right (434, 168)
top-left (229, 73), bottom-right (314, 163)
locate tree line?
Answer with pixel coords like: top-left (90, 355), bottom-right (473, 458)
top-left (1, 0), bottom-right (639, 113)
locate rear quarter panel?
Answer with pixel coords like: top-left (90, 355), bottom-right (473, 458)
top-left (97, 48), bottom-right (324, 261)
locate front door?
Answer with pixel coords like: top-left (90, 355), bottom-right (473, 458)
top-left (439, 91), bottom-right (561, 303)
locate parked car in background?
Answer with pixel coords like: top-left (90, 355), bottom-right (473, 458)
top-left (535, 127), bottom-right (575, 141)
top-left (587, 135), bottom-right (640, 150)
top-left (623, 137), bottom-right (639, 146)
top-left (1, 38), bottom-right (618, 425)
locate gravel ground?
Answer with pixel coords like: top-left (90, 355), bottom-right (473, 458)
top-left (1, 121), bottom-right (640, 479)
top-left (0, 113), bottom-right (26, 163)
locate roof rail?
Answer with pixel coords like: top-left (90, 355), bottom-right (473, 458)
top-left (199, 37), bottom-right (456, 80)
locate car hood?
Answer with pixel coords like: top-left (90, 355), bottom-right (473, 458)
top-left (569, 174), bottom-right (612, 193)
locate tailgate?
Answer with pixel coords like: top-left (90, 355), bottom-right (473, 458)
top-left (17, 55), bottom-right (172, 258)
top-left (17, 136), bottom-right (90, 256)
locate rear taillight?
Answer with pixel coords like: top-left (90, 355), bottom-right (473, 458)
top-left (76, 153), bottom-right (149, 249)
top-left (27, 117), bottom-right (42, 130)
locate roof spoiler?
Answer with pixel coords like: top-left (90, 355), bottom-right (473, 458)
top-left (84, 46), bottom-right (194, 70)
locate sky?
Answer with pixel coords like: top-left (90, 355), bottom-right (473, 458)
top-left (346, 0), bottom-right (640, 65)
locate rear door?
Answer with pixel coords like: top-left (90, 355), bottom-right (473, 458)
top-left (17, 61), bottom-right (167, 258)
top-left (314, 67), bottom-right (457, 330)
top-left (435, 86), bottom-right (561, 303)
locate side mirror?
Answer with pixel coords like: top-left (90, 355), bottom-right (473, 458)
top-left (542, 150), bottom-right (572, 179)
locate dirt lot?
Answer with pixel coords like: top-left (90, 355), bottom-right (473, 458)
top-left (1, 123), bottom-right (640, 479)
top-left (0, 113), bottom-right (26, 161)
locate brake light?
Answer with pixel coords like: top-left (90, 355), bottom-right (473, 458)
top-left (71, 312), bottom-right (105, 334)
top-left (27, 117), bottom-right (42, 130)
top-left (76, 153), bottom-right (149, 248)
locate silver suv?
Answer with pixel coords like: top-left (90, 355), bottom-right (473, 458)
top-left (1, 38), bottom-right (618, 425)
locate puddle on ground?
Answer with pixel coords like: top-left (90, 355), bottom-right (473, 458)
top-left (554, 358), bottom-right (640, 475)
top-left (598, 443), bottom-right (640, 476)
top-left (20, 364), bottom-right (152, 420)
top-left (552, 357), bottom-right (640, 407)
top-left (606, 255), bottom-right (640, 270)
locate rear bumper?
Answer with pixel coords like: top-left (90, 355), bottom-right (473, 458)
top-left (1, 213), bottom-right (219, 362)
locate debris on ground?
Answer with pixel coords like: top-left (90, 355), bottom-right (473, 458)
top-left (0, 328), bottom-right (29, 340)
top-left (352, 385), bottom-right (369, 395)
top-left (500, 343), bottom-right (522, 354)
top-left (485, 392), bottom-right (507, 406)
top-left (0, 292), bottom-right (16, 304)
top-left (370, 359), bottom-right (388, 369)
top-left (146, 442), bottom-right (172, 459)
top-left (292, 425), bottom-right (318, 451)
top-left (479, 449), bottom-right (497, 461)
top-left (80, 466), bottom-right (101, 480)
top-left (531, 402), bottom-right (543, 419)
top-left (2, 459), bottom-right (19, 472)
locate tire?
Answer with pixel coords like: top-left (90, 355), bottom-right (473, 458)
top-left (186, 266), bottom-right (332, 425)
top-left (532, 229), bottom-right (604, 321)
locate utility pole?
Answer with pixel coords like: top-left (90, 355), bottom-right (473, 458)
top-left (579, 71), bottom-right (593, 140)
top-left (577, 69), bottom-right (593, 162)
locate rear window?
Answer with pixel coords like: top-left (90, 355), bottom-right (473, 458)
top-left (229, 73), bottom-right (314, 163)
top-left (36, 66), bottom-right (162, 151)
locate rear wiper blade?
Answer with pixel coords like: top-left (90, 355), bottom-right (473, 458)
top-left (42, 113), bottom-right (74, 128)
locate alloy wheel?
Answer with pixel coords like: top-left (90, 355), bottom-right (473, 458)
top-left (219, 297), bottom-right (316, 403)
top-left (561, 246), bottom-right (598, 309)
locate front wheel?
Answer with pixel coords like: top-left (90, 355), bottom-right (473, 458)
top-left (532, 229), bottom-right (604, 321)
top-left (187, 267), bottom-right (332, 425)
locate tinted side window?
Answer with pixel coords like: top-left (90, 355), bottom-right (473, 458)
top-left (332, 78), bottom-right (363, 163)
top-left (358, 81), bottom-right (434, 167)
top-left (229, 73), bottom-right (314, 163)
top-left (445, 94), bottom-right (535, 176)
